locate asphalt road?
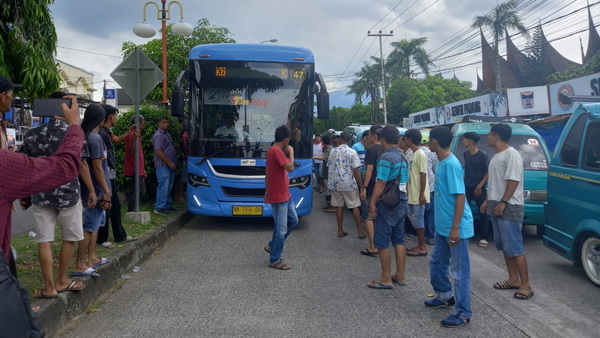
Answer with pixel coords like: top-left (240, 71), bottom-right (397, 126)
top-left (58, 192), bottom-right (600, 337)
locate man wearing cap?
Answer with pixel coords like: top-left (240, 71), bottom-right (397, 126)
top-left (152, 116), bottom-right (178, 215)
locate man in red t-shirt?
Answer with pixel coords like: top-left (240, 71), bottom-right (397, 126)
top-left (263, 125), bottom-right (298, 270)
top-left (124, 115), bottom-right (146, 212)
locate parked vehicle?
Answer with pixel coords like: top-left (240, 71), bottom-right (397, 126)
top-left (343, 124), bottom-right (407, 147)
top-left (450, 117), bottom-right (551, 236)
top-left (543, 98), bottom-right (600, 286)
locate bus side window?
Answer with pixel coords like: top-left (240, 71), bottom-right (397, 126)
top-left (561, 114), bottom-right (587, 167)
top-left (583, 122), bottom-right (600, 170)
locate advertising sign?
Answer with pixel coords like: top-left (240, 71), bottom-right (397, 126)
top-left (507, 86), bottom-right (550, 116)
top-left (409, 92), bottom-right (507, 128)
top-left (548, 72), bottom-right (600, 115)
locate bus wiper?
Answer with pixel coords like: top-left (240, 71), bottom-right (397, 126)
top-left (197, 144), bottom-right (245, 164)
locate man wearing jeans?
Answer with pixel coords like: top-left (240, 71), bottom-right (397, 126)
top-left (152, 116), bottom-right (177, 215)
top-left (482, 124), bottom-right (534, 300)
top-left (425, 126), bottom-right (473, 328)
top-left (367, 126), bottom-right (408, 289)
top-left (264, 125), bottom-right (298, 270)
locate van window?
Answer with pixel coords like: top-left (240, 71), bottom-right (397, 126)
top-left (583, 122), bottom-right (600, 171)
top-left (560, 114), bottom-right (587, 167)
top-left (455, 134), bottom-right (548, 170)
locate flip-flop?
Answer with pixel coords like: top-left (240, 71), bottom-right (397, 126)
top-left (71, 267), bottom-right (100, 278)
top-left (493, 280), bottom-right (520, 290)
top-left (406, 250), bottom-right (427, 257)
top-left (392, 278), bottom-right (407, 286)
top-left (268, 260), bottom-right (291, 270)
top-left (358, 234), bottom-right (367, 239)
top-left (57, 280), bottom-right (86, 293)
top-left (91, 257), bottom-right (110, 269)
top-left (338, 232), bottom-right (348, 238)
top-left (514, 288), bottom-right (534, 300)
top-left (33, 290), bottom-right (57, 299)
top-left (367, 280), bottom-right (393, 289)
top-left (360, 248), bottom-right (378, 257)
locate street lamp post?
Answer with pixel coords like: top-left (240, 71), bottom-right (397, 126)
top-left (133, 0), bottom-right (193, 104)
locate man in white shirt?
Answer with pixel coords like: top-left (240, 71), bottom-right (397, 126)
top-left (215, 113), bottom-right (239, 140)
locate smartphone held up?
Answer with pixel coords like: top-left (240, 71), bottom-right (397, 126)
top-left (32, 98), bottom-right (72, 117)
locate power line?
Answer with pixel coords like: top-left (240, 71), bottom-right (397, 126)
top-left (57, 46), bottom-right (122, 59)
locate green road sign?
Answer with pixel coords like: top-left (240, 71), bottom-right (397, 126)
top-left (110, 48), bottom-right (164, 104)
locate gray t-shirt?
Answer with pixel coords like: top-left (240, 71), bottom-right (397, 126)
top-left (487, 147), bottom-right (524, 222)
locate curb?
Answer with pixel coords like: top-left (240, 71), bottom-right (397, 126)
top-left (35, 210), bottom-right (194, 338)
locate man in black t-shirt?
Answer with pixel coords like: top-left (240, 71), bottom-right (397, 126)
top-left (462, 132), bottom-right (490, 247)
top-left (360, 125), bottom-right (384, 256)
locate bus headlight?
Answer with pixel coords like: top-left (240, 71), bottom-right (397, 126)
top-left (289, 175), bottom-right (310, 189)
top-left (189, 174), bottom-right (210, 187)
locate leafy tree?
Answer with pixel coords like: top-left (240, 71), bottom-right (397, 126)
top-left (387, 75), bottom-right (474, 124)
top-left (472, 0), bottom-right (528, 90)
top-left (521, 26), bottom-right (553, 86)
top-left (387, 37), bottom-right (432, 78)
top-left (113, 106), bottom-right (183, 201)
top-left (314, 104), bottom-right (371, 133)
top-left (0, 0), bottom-right (61, 98)
top-left (122, 18), bottom-right (235, 103)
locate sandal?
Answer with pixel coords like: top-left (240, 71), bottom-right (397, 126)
top-left (57, 280), bottom-right (86, 293)
top-left (493, 280), bottom-right (520, 290)
top-left (360, 248), bottom-right (378, 257)
top-left (514, 288), bottom-right (534, 300)
top-left (33, 290), bottom-right (57, 299)
top-left (268, 260), bottom-right (291, 270)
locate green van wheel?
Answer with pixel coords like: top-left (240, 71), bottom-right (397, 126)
top-left (581, 236), bottom-right (600, 287)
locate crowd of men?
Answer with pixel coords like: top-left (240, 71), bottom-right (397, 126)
top-left (300, 124), bottom-right (534, 328)
top-left (0, 76), bottom-right (187, 336)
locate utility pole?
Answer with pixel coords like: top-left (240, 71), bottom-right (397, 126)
top-left (368, 30), bottom-right (393, 125)
top-left (103, 79), bottom-right (107, 104)
top-left (369, 81), bottom-right (377, 124)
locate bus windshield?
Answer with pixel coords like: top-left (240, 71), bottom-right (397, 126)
top-left (189, 60), bottom-right (314, 159)
top-left (455, 134), bottom-right (549, 170)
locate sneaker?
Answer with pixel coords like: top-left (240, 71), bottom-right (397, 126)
top-left (424, 296), bottom-right (456, 308)
top-left (154, 209), bottom-right (168, 216)
top-left (478, 239), bottom-right (489, 247)
top-left (167, 206), bottom-right (177, 212)
top-left (441, 314), bottom-right (470, 328)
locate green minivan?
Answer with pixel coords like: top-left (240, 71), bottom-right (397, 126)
top-left (543, 101), bottom-right (600, 286)
top-left (451, 118), bottom-right (551, 236)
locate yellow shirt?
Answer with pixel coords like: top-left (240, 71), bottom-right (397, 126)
top-left (408, 148), bottom-right (430, 205)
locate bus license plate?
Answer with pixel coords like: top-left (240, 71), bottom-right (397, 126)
top-left (232, 206), bottom-right (263, 216)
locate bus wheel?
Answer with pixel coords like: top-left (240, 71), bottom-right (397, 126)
top-left (581, 236), bottom-right (600, 287)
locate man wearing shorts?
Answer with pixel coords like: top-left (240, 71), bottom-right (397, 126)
top-left (367, 126), bottom-right (408, 289)
top-left (327, 131), bottom-right (365, 238)
top-left (405, 129), bottom-right (430, 256)
top-left (22, 107), bottom-right (86, 298)
top-left (424, 126), bottom-right (473, 327)
top-left (75, 105), bottom-right (112, 277)
top-left (482, 124), bottom-right (534, 300)
top-left (360, 126), bottom-right (382, 256)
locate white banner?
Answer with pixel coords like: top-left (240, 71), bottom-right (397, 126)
top-left (506, 86), bottom-right (550, 116)
top-left (549, 72), bottom-right (600, 115)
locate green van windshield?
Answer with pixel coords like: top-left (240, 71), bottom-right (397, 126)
top-left (455, 134), bottom-right (549, 170)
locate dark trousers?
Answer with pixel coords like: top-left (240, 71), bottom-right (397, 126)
top-left (98, 179), bottom-right (127, 243)
top-left (465, 185), bottom-right (489, 240)
top-left (126, 176), bottom-right (146, 212)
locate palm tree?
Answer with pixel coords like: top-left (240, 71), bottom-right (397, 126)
top-left (347, 58), bottom-right (382, 104)
top-left (472, 0), bottom-right (529, 90)
top-left (386, 37), bottom-right (432, 78)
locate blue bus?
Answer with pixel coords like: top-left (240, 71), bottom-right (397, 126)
top-left (172, 43), bottom-right (329, 217)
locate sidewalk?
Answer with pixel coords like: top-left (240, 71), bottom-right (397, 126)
top-left (34, 210), bottom-right (193, 338)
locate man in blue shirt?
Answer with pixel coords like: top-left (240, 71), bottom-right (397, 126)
top-left (152, 116), bottom-right (178, 215)
top-left (424, 126), bottom-right (473, 328)
top-left (366, 126), bottom-right (408, 289)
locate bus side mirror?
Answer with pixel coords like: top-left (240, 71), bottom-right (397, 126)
top-left (171, 88), bottom-right (184, 117)
top-left (316, 91), bottom-right (329, 119)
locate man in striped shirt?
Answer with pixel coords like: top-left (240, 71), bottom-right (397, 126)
top-left (152, 116), bottom-right (178, 215)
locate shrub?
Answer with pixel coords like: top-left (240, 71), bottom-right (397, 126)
top-left (112, 105), bottom-right (183, 202)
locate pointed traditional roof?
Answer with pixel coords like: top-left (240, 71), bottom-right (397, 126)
top-left (506, 30), bottom-right (528, 73)
top-left (539, 25), bottom-right (580, 72)
top-left (476, 71), bottom-right (485, 93)
top-left (585, 6), bottom-right (600, 62)
top-left (480, 30), bottom-right (522, 90)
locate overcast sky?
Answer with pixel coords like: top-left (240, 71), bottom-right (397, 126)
top-left (49, 0), bottom-right (596, 102)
